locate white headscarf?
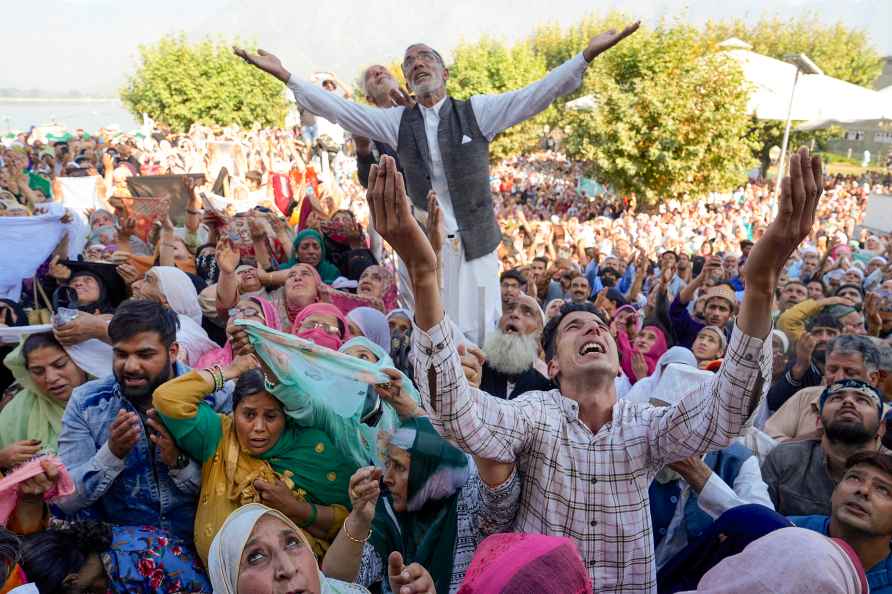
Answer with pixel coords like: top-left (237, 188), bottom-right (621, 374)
top-left (152, 266), bottom-right (202, 325)
top-left (208, 503), bottom-right (368, 594)
top-left (624, 347), bottom-right (702, 404)
top-left (150, 266), bottom-right (216, 366)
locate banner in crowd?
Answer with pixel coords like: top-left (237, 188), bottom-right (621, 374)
top-left (126, 174), bottom-right (206, 226)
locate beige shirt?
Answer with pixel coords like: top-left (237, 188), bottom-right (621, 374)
top-left (764, 386), bottom-right (824, 442)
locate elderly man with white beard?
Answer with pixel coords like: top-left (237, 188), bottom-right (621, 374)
top-left (479, 294), bottom-right (553, 400)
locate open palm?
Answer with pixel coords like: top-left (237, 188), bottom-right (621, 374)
top-left (233, 47), bottom-right (290, 83)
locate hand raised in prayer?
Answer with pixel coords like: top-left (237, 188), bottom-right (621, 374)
top-left (667, 456), bottom-right (713, 494)
top-left (215, 239), bottom-right (240, 275)
top-left (108, 410), bottom-right (141, 460)
top-left (425, 191), bottom-right (445, 257)
top-left (48, 255), bottom-right (72, 281)
top-left (388, 552), bottom-right (437, 594)
top-left (146, 409), bottom-right (182, 468)
top-left (253, 478), bottom-right (300, 516)
top-left (53, 312), bottom-right (107, 347)
top-left (347, 466), bottom-right (382, 524)
top-left (116, 263), bottom-right (142, 287)
top-left (631, 352), bottom-right (648, 381)
top-left (388, 86), bottom-right (416, 109)
top-left (457, 344), bottom-right (485, 388)
top-left (375, 369), bottom-right (420, 419)
top-left (233, 47), bottom-right (291, 84)
top-left (0, 440), bottom-right (42, 470)
top-left (367, 156), bottom-right (438, 281)
top-left (583, 21), bottom-right (640, 62)
top-left (864, 292), bottom-right (883, 335)
top-left (743, 147), bottom-right (823, 295)
top-left (225, 353), bottom-right (261, 379)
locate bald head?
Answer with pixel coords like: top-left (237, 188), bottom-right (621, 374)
top-left (362, 64), bottom-right (399, 107)
top-left (500, 294), bottom-right (544, 337)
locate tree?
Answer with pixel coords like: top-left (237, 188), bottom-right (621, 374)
top-left (560, 19), bottom-right (756, 207)
top-left (121, 35), bottom-right (289, 132)
top-left (702, 16), bottom-right (884, 175)
top-left (447, 38), bottom-right (551, 161)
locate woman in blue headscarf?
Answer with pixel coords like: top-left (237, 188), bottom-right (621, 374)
top-left (282, 229), bottom-right (341, 284)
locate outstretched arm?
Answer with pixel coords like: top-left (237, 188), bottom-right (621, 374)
top-left (647, 148), bottom-right (824, 467)
top-left (234, 47), bottom-right (401, 147)
top-left (472, 22), bottom-right (639, 140)
top-left (368, 156), bottom-right (533, 461)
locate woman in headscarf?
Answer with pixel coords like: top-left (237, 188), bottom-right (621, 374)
top-left (0, 333), bottom-right (88, 460)
top-left (21, 521), bottom-right (210, 594)
top-left (455, 533), bottom-right (593, 594)
top-left (356, 266), bottom-right (397, 312)
top-left (321, 209), bottom-right (378, 281)
top-left (196, 296), bottom-right (281, 370)
top-left (623, 346), bottom-right (699, 405)
top-left (322, 417), bottom-right (518, 594)
top-left (153, 357), bottom-right (359, 563)
top-left (675, 526), bottom-right (867, 594)
top-left (346, 307), bottom-right (391, 354)
top-left (614, 311), bottom-right (669, 385)
top-left (281, 229), bottom-right (341, 284)
top-left (208, 503), bottom-right (436, 594)
top-left (133, 266), bottom-right (218, 365)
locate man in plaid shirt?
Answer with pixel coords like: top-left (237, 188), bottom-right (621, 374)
top-left (366, 148), bottom-right (824, 593)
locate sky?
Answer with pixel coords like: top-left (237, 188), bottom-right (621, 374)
top-left (3, 0), bottom-right (891, 96)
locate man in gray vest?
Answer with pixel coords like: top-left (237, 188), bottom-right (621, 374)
top-left (235, 22), bottom-right (638, 343)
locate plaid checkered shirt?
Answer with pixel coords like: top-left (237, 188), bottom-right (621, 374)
top-left (412, 317), bottom-right (771, 594)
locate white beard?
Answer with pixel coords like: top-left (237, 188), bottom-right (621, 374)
top-left (483, 328), bottom-right (540, 376)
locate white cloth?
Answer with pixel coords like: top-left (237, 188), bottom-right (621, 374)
top-left (151, 266), bottom-right (217, 365)
top-left (0, 213), bottom-right (67, 301)
top-left (57, 175), bottom-right (104, 256)
top-left (0, 324), bottom-right (53, 345)
top-left (8, 585), bottom-right (38, 594)
top-left (65, 338), bottom-right (113, 379)
top-left (623, 347), bottom-right (701, 404)
top-left (654, 456), bottom-right (775, 570)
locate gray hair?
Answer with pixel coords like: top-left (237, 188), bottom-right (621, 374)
top-left (827, 335), bottom-right (881, 372)
top-left (878, 346), bottom-right (892, 372)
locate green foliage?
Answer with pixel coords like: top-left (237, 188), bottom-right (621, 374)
top-left (702, 16), bottom-right (884, 175)
top-left (447, 38), bottom-right (550, 160)
top-left (120, 35), bottom-right (289, 132)
top-left (559, 18), bottom-right (756, 206)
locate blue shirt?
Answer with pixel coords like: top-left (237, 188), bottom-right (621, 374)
top-left (791, 514), bottom-right (892, 593)
top-left (56, 362), bottom-right (231, 541)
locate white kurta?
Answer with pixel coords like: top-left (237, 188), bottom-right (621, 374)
top-left (287, 53), bottom-right (589, 343)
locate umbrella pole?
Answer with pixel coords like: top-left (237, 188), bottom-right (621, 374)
top-left (774, 68), bottom-right (801, 196)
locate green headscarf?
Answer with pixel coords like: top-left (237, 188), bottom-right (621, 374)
top-left (370, 417), bottom-right (470, 594)
top-left (282, 229), bottom-right (341, 284)
top-left (0, 341), bottom-right (84, 452)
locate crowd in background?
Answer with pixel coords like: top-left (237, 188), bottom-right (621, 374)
top-left (0, 108), bottom-right (891, 594)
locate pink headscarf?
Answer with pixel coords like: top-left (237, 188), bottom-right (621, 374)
top-left (360, 265), bottom-right (398, 312)
top-left (196, 296), bottom-right (281, 369)
top-left (618, 324), bottom-right (669, 384)
top-left (457, 533), bottom-right (592, 594)
top-left (283, 263), bottom-right (383, 325)
top-left (290, 302), bottom-right (352, 351)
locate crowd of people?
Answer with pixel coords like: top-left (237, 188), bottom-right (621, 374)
top-left (0, 21), bottom-right (891, 594)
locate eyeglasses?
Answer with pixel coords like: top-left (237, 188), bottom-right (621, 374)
top-left (229, 307), bottom-right (262, 319)
top-left (299, 319), bottom-right (341, 336)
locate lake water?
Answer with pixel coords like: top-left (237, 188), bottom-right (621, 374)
top-left (0, 100), bottom-right (140, 134)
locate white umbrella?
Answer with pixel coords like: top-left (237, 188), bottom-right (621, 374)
top-left (717, 38), bottom-right (882, 122)
top-left (797, 84), bottom-right (892, 130)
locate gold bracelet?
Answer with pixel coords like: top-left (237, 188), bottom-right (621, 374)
top-left (343, 517), bottom-right (372, 544)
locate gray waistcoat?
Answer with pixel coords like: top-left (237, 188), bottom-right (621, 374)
top-left (397, 96), bottom-right (501, 261)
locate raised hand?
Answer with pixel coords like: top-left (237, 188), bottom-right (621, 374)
top-left (425, 190), bottom-right (445, 256)
top-left (347, 466), bottom-right (383, 524)
top-left (375, 368), bottom-right (421, 419)
top-left (583, 21), bottom-right (640, 62)
top-left (388, 552), bottom-right (437, 594)
top-left (216, 239), bottom-right (240, 275)
top-left (744, 147), bottom-right (823, 294)
top-left (108, 410), bottom-right (141, 460)
top-left (367, 156), bottom-right (437, 280)
top-left (389, 86), bottom-right (416, 109)
top-left (233, 47), bottom-right (291, 83)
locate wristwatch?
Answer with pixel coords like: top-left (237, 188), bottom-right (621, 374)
top-left (173, 452), bottom-right (190, 470)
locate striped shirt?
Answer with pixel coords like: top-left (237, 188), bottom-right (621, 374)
top-left (412, 317), bottom-right (770, 593)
